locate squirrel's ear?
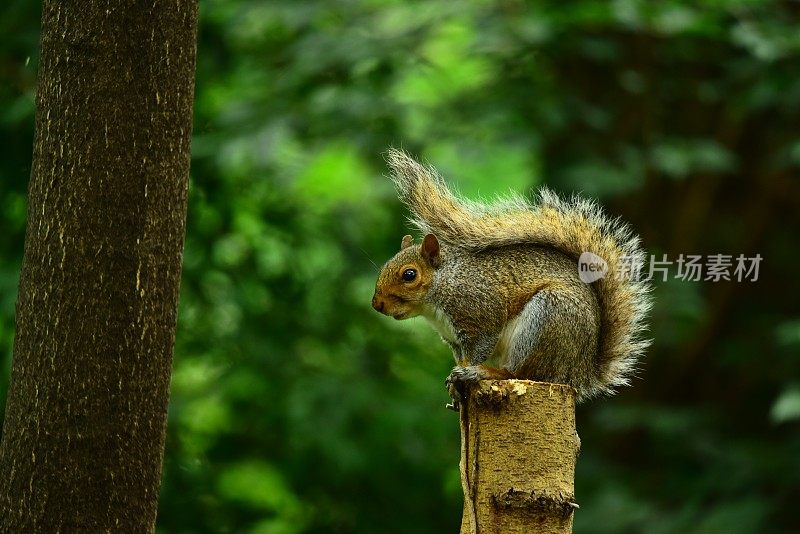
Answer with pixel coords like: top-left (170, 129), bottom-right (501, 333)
top-left (400, 234), bottom-right (414, 250)
top-left (421, 234), bottom-right (442, 267)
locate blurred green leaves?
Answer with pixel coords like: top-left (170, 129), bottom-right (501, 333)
top-left (651, 139), bottom-right (736, 179)
top-left (771, 385), bottom-right (800, 424)
top-left (426, 142), bottom-right (539, 199)
top-left (217, 461), bottom-right (308, 533)
top-left (393, 19), bottom-right (491, 108)
top-left (295, 143), bottom-right (372, 209)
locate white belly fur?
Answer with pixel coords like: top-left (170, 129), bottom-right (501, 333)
top-left (422, 305), bottom-right (457, 344)
top-left (494, 314), bottom-right (522, 368)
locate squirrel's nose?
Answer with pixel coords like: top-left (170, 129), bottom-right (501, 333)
top-left (372, 293), bottom-right (385, 313)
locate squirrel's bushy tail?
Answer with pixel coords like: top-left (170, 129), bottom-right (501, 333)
top-left (386, 148), bottom-right (652, 397)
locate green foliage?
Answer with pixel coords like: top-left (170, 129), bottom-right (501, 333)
top-left (1, 0), bottom-right (799, 532)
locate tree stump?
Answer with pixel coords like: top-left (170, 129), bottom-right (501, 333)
top-left (458, 380), bottom-right (579, 534)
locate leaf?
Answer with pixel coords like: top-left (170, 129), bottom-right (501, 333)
top-left (770, 385), bottom-right (800, 424)
top-left (217, 461), bottom-right (302, 514)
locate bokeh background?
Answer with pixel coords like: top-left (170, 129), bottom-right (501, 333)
top-left (2, 1), bottom-right (800, 532)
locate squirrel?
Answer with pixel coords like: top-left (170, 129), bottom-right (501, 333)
top-left (371, 149), bottom-right (651, 409)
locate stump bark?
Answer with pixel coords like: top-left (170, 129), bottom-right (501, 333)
top-left (458, 380), bottom-right (579, 534)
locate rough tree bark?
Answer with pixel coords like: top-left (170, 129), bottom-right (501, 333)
top-left (0, 1), bottom-right (197, 531)
top-left (459, 380), bottom-right (579, 534)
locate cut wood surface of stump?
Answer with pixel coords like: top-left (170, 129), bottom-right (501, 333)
top-left (459, 380), bottom-right (579, 534)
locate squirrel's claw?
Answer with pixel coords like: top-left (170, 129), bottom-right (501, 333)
top-left (445, 374), bottom-right (462, 411)
top-left (446, 383), bottom-right (462, 411)
top-left (446, 365), bottom-right (483, 411)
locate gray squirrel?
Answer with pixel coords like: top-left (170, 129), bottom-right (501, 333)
top-left (372, 149), bottom-right (651, 408)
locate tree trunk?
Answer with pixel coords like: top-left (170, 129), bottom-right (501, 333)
top-left (0, 1), bottom-right (197, 531)
top-left (459, 380), bottom-right (579, 534)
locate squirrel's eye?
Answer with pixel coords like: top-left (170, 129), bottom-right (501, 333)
top-left (402, 269), bottom-right (417, 282)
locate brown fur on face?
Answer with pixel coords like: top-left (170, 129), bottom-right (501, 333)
top-left (372, 235), bottom-right (440, 320)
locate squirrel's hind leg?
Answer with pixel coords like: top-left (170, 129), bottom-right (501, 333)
top-left (501, 291), bottom-right (550, 374)
top-left (504, 288), bottom-right (599, 391)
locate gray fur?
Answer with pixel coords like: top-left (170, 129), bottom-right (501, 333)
top-left (384, 149), bottom-right (652, 401)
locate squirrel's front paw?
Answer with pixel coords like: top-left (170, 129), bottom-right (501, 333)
top-left (446, 365), bottom-right (484, 385)
top-left (445, 366), bottom-right (484, 411)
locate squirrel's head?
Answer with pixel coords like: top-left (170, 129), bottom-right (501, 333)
top-left (372, 234), bottom-right (442, 320)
